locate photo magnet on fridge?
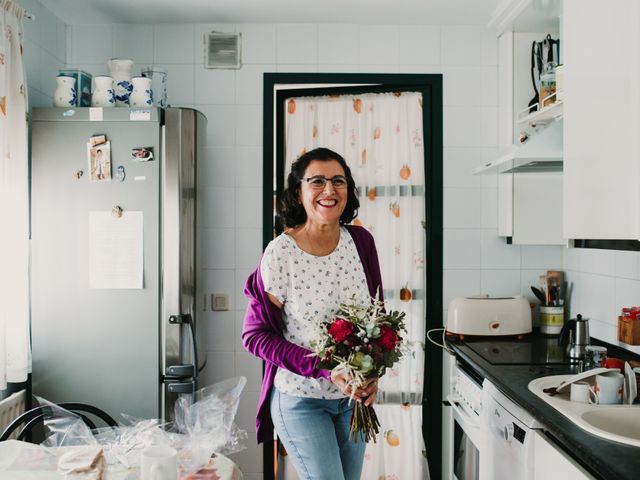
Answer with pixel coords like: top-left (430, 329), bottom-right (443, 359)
top-left (88, 140), bottom-right (112, 182)
top-left (132, 147), bottom-right (154, 162)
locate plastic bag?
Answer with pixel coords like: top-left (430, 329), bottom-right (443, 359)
top-left (8, 377), bottom-right (247, 477)
top-left (174, 376), bottom-right (248, 472)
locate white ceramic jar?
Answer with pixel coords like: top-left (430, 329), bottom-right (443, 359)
top-left (53, 76), bottom-right (77, 107)
top-left (107, 58), bottom-right (133, 106)
top-left (91, 76), bottom-right (116, 107)
top-left (129, 76), bottom-right (153, 107)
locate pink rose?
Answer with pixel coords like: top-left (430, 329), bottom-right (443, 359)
top-left (327, 319), bottom-right (353, 343)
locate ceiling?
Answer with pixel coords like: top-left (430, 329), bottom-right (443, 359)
top-left (39, 0), bottom-right (502, 25)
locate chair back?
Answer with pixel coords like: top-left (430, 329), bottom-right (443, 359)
top-left (0, 402), bottom-right (118, 443)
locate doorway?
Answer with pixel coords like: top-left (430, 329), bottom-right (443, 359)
top-left (262, 73), bottom-right (443, 479)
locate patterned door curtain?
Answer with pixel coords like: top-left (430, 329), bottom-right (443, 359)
top-left (0, 0), bottom-right (30, 392)
top-left (283, 91), bottom-right (429, 480)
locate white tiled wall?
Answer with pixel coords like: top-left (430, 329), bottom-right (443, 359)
top-left (27, 4), bottom-right (639, 475)
top-left (58, 20), bottom-right (540, 476)
top-left (21, 0), bottom-right (67, 110)
top-left (564, 248), bottom-right (640, 356)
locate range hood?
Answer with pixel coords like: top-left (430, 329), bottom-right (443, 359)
top-left (474, 118), bottom-right (563, 174)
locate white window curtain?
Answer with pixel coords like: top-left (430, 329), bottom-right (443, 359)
top-left (0, 0), bottom-right (30, 391)
top-left (284, 91), bottom-right (429, 479)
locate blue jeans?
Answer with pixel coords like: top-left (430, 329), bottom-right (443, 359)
top-left (270, 388), bottom-right (366, 480)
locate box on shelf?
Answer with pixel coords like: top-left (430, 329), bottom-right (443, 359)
top-left (618, 316), bottom-right (640, 345)
top-left (58, 69), bottom-right (92, 107)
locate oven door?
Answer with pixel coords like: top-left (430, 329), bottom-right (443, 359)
top-left (447, 393), bottom-right (482, 480)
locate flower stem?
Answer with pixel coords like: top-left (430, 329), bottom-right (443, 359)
top-left (350, 403), bottom-right (381, 443)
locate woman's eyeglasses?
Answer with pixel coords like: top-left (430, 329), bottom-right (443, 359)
top-left (303, 175), bottom-right (348, 189)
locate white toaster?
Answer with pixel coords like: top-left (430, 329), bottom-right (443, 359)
top-left (447, 296), bottom-right (532, 336)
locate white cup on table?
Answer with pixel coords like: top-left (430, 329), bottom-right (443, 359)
top-left (141, 445), bottom-right (178, 480)
top-left (595, 371), bottom-right (624, 405)
top-left (570, 381), bottom-right (598, 404)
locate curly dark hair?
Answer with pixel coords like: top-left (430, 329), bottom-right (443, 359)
top-left (277, 147), bottom-right (359, 229)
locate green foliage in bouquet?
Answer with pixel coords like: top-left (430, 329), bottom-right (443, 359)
top-left (310, 294), bottom-right (409, 442)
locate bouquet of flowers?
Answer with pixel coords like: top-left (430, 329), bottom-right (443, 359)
top-left (310, 295), bottom-right (408, 442)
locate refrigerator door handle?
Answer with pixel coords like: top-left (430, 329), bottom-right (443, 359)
top-left (168, 314), bottom-right (192, 324)
top-left (166, 380), bottom-right (196, 394)
top-left (165, 364), bottom-right (196, 378)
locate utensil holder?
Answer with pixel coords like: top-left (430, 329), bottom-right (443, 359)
top-left (618, 316), bottom-right (640, 345)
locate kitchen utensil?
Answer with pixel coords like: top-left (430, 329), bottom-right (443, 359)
top-left (584, 345), bottom-right (607, 369)
top-left (542, 367), bottom-right (617, 396)
top-left (624, 362), bottom-right (637, 404)
top-left (603, 357), bottom-right (625, 371)
top-left (527, 40), bottom-right (541, 113)
top-left (558, 313), bottom-right (590, 359)
top-left (569, 381), bottom-right (598, 404)
top-left (531, 286), bottom-right (547, 305)
top-left (141, 446), bottom-right (178, 480)
top-left (595, 371), bottom-right (624, 405)
top-left (540, 305), bottom-right (564, 335)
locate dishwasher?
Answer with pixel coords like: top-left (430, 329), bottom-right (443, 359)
top-left (480, 379), bottom-right (543, 480)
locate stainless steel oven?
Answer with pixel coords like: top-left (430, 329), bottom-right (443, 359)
top-left (445, 359), bottom-right (484, 480)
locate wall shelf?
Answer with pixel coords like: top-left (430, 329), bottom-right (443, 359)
top-left (517, 97), bottom-right (563, 125)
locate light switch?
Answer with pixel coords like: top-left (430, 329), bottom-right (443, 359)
top-left (211, 293), bottom-right (230, 311)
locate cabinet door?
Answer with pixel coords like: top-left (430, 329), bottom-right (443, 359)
top-left (513, 173), bottom-right (564, 245)
top-left (563, 0), bottom-right (640, 239)
top-left (533, 431), bottom-right (594, 479)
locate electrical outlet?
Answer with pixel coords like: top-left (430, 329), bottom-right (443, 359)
top-left (211, 293), bottom-right (230, 311)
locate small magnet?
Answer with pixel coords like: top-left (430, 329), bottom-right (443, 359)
top-left (112, 205), bottom-right (123, 218)
top-left (73, 170), bottom-right (84, 179)
top-left (132, 147), bottom-right (154, 162)
top-left (116, 165), bottom-right (126, 182)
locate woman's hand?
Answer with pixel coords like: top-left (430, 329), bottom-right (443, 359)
top-left (358, 377), bottom-right (379, 407)
top-left (331, 372), bottom-right (379, 406)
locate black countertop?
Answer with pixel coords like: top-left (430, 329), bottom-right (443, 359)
top-left (450, 333), bottom-right (640, 480)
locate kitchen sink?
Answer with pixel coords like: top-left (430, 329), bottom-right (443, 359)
top-left (528, 375), bottom-right (640, 447)
top-left (580, 409), bottom-right (640, 441)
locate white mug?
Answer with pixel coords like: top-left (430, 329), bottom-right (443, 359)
top-left (570, 381), bottom-right (597, 404)
top-left (140, 446), bottom-right (178, 480)
top-left (595, 371), bottom-right (624, 405)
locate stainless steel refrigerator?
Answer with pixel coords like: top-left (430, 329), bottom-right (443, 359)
top-left (30, 107), bottom-right (206, 422)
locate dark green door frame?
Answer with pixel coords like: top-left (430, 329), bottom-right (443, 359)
top-left (262, 72), bottom-right (443, 480)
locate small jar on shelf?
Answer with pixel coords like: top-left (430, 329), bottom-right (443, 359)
top-left (539, 62), bottom-right (557, 108)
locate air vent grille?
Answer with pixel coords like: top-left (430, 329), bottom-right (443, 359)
top-left (205, 32), bottom-right (241, 69)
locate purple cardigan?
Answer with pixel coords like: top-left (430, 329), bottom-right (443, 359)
top-left (242, 225), bottom-right (383, 443)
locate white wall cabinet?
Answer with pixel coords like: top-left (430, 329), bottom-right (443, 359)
top-left (485, 5), bottom-right (563, 245)
top-left (533, 431), bottom-right (595, 479)
top-left (563, 0), bottom-right (640, 239)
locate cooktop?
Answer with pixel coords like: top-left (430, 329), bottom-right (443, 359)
top-left (462, 335), bottom-right (573, 365)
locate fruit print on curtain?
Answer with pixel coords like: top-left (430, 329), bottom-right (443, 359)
top-left (283, 91), bottom-right (429, 479)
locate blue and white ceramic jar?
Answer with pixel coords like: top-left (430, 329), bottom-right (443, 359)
top-left (107, 58), bottom-right (133, 106)
top-left (91, 76), bottom-right (116, 107)
top-left (53, 76), bottom-right (77, 107)
top-left (129, 76), bottom-right (153, 107)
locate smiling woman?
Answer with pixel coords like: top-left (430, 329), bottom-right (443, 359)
top-left (242, 147), bottom-right (384, 480)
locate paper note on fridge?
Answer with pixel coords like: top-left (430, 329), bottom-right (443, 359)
top-left (89, 211), bottom-right (143, 289)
